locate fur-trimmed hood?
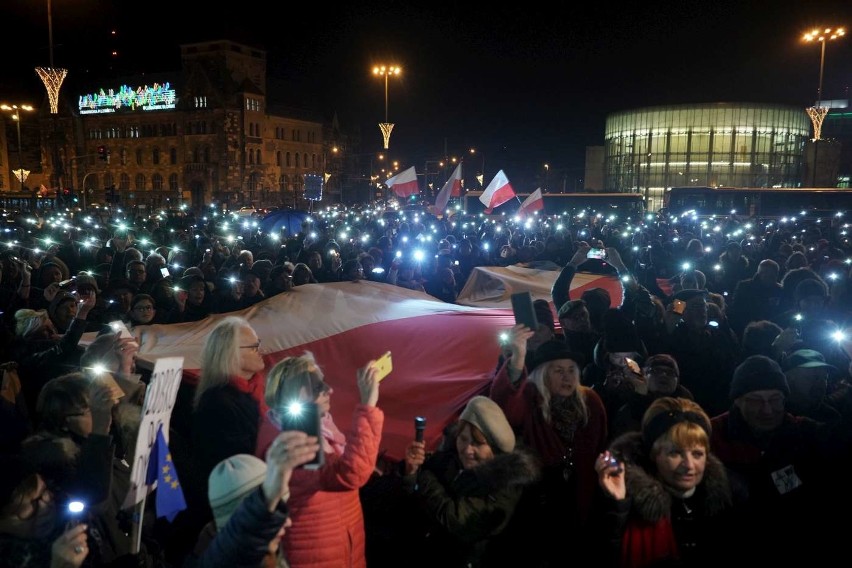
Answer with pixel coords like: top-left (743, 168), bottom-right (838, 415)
top-left (609, 432), bottom-right (732, 523)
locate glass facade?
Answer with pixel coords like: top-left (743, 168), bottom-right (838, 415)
top-left (604, 103), bottom-right (811, 210)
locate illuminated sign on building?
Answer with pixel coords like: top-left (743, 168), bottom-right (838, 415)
top-left (78, 82), bottom-right (177, 114)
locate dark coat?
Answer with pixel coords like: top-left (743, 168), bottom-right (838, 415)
top-left (400, 439), bottom-right (541, 568)
top-left (191, 384), bottom-right (262, 496)
top-left (184, 486), bottom-right (291, 568)
top-left (595, 432), bottom-right (733, 568)
top-left (727, 276), bottom-right (784, 336)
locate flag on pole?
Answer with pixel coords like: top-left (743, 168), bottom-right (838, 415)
top-left (479, 170), bottom-right (516, 213)
top-left (384, 166), bottom-right (419, 197)
top-left (518, 188), bottom-right (544, 216)
top-left (433, 162), bottom-right (462, 214)
top-left (146, 424), bottom-right (186, 522)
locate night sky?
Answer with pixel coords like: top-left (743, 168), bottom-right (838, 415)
top-left (3, 1), bottom-right (852, 190)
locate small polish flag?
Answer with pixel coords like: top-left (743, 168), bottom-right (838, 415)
top-left (433, 162), bottom-right (463, 214)
top-left (384, 166), bottom-right (419, 197)
top-left (479, 169), bottom-right (516, 212)
top-left (518, 188), bottom-right (544, 215)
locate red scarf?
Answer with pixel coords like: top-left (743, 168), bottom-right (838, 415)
top-left (228, 373), bottom-right (270, 417)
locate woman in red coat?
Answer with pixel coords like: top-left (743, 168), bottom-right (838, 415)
top-left (490, 327), bottom-right (608, 566)
top-left (255, 351), bottom-right (384, 568)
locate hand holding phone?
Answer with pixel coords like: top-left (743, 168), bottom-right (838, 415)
top-left (278, 401), bottom-right (324, 469)
top-left (373, 351), bottom-right (393, 382)
top-left (672, 299), bottom-right (686, 315)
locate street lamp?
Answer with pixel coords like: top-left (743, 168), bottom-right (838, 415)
top-left (1, 103), bottom-right (35, 191)
top-left (372, 65), bottom-right (401, 150)
top-left (803, 27), bottom-right (845, 140)
top-left (544, 164), bottom-right (550, 193)
top-left (469, 148), bottom-right (485, 188)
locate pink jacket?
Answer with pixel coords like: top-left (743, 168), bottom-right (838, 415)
top-left (255, 405), bottom-right (384, 568)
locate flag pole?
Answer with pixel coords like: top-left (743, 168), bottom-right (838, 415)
top-left (130, 495), bottom-right (146, 554)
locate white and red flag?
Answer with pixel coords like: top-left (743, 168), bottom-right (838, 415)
top-left (432, 162), bottom-right (463, 215)
top-left (479, 169), bottom-right (516, 213)
top-left (518, 188), bottom-right (544, 216)
top-left (385, 166), bottom-right (419, 197)
top-left (128, 282), bottom-right (512, 461)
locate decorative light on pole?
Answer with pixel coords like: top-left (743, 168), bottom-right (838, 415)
top-left (1, 104), bottom-right (35, 190)
top-left (469, 147), bottom-right (485, 188)
top-left (544, 163), bottom-right (550, 193)
top-left (803, 27), bottom-right (845, 140)
top-left (372, 65), bottom-right (401, 150)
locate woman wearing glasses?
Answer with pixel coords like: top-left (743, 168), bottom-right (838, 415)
top-left (254, 351), bottom-right (384, 568)
top-left (192, 316), bottom-right (269, 512)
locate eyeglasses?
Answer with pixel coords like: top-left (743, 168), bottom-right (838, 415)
top-left (310, 377), bottom-right (331, 398)
top-left (239, 341), bottom-right (262, 353)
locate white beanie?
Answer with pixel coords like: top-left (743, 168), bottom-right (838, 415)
top-left (208, 454), bottom-right (267, 529)
top-left (459, 396), bottom-right (515, 453)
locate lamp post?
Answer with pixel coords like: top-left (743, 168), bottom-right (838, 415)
top-left (802, 27), bottom-right (844, 186)
top-left (469, 148), bottom-right (485, 188)
top-left (372, 64), bottom-right (401, 150)
top-left (1, 104), bottom-right (35, 191)
top-left (544, 163), bottom-right (550, 193)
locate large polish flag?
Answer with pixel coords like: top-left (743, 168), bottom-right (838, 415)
top-left (518, 188), bottom-right (544, 215)
top-left (479, 169), bottom-right (516, 213)
top-left (384, 166), bottom-right (419, 197)
top-left (432, 162), bottom-right (463, 215)
top-left (131, 282), bottom-right (513, 461)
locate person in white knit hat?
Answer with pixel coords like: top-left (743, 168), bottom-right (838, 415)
top-left (399, 395), bottom-right (541, 566)
top-left (185, 431), bottom-right (320, 568)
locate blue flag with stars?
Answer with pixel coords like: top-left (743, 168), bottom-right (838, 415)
top-left (146, 423), bottom-right (186, 522)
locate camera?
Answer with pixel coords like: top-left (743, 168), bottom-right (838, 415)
top-left (278, 401), bottom-right (324, 469)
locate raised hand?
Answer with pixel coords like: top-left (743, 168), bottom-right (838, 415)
top-left (595, 451), bottom-right (626, 501)
top-left (356, 360), bottom-right (381, 407)
top-left (403, 440), bottom-right (426, 476)
top-left (262, 431), bottom-right (320, 511)
top-left (51, 522), bottom-right (89, 568)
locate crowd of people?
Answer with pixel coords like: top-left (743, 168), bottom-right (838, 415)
top-left (1, 199), bottom-right (851, 567)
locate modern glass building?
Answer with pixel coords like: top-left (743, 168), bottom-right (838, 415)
top-left (603, 103), bottom-right (811, 210)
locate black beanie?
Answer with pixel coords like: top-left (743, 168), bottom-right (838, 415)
top-left (729, 355), bottom-right (790, 400)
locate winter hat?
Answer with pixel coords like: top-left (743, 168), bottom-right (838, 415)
top-left (782, 349), bottom-right (837, 373)
top-left (459, 396), bottom-right (515, 453)
top-left (557, 299), bottom-right (586, 319)
top-left (531, 340), bottom-right (585, 372)
top-left (208, 454), bottom-right (267, 529)
top-left (581, 288), bottom-right (611, 313)
top-left (672, 288), bottom-right (709, 303)
top-left (74, 272), bottom-right (101, 293)
top-left (48, 290), bottom-right (76, 322)
top-left (794, 278), bottom-right (828, 302)
top-left (730, 355), bottom-right (790, 400)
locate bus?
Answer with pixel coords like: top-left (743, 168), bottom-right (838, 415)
top-left (662, 186), bottom-right (852, 219)
top-left (462, 191), bottom-right (646, 219)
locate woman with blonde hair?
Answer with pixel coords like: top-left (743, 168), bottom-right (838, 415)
top-left (594, 397), bottom-right (733, 567)
top-left (254, 350), bottom-right (384, 568)
top-left (490, 329), bottom-right (608, 566)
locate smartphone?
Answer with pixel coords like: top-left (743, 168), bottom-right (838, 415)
top-left (110, 320), bottom-right (134, 340)
top-left (59, 277), bottom-right (76, 287)
top-left (672, 299), bottom-right (686, 315)
top-left (587, 248), bottom-right (607, 260)
top-left (510, 291), bottom-right (539, 331)
top-left (374, 351), bottom-right (393, 382)
top-left (278, 401), bottom-right (324, 469)
top-left (160, 267), bottom-right (170, 278)
top-left (65, 500), bottom-right (86, 529)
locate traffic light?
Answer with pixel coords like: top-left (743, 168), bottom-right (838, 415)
top-left (98, 145), bottom-right (110, 163)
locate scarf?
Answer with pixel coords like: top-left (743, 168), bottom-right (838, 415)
top-left (321, 412), bottom-right (347, 456)
top-left (550, 395), bottom-right (580, 446)
top-left (229, 374), bottom-right (270, 417)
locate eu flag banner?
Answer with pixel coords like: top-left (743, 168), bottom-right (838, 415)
top-left (146, 424), bottom-right (187, 522)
